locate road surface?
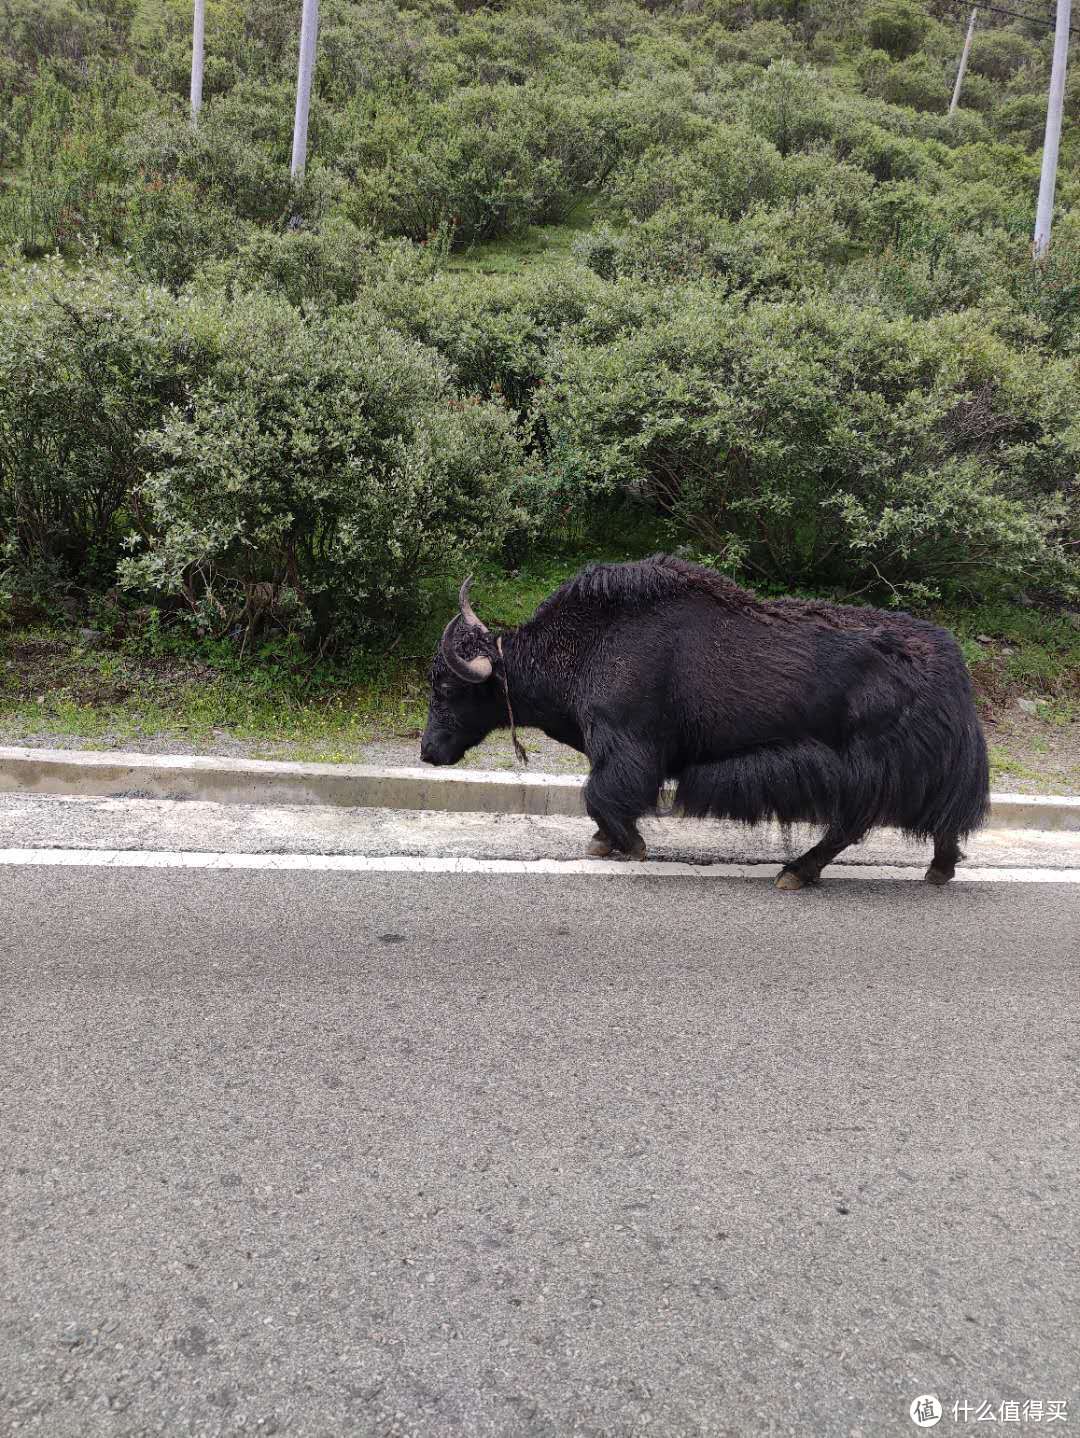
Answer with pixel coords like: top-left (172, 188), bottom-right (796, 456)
top-left (1, 799), bottom-right (1078, 1436)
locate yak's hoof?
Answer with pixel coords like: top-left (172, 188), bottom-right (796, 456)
top-left (775, 869), bottom-right (807, 891)
top-left (924, 865), bottom-right (953, 886)
top-left (627, 840), bottom-right (647, 862)
top-left (586, 834), bottom-right (614, 858)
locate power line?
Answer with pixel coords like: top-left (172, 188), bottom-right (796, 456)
top-left (938, 0), bottom-right (1079, 36)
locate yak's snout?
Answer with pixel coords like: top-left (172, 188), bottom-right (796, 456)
top-left (420, 727), bottom-right (467, 766)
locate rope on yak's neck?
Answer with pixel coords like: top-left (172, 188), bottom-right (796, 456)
top-left (495, 636), bottom-right (528, 767)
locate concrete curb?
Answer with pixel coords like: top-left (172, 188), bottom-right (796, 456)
top-left (0, 746), bottom-right (1078, 832)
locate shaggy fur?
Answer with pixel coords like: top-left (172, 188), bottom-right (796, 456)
top-left (421, 556), bottom-right (990, 883)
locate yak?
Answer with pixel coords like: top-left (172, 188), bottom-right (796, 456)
top-left (420, 555), bottom-right (989, 888)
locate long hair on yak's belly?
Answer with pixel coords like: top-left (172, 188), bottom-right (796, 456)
top-left (673, 707), bottom-right (989, 842)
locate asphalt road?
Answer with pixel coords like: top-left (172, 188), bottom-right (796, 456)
top-left (2, 863), bottom-right (1078, 1437)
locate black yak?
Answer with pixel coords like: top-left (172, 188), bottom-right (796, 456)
top-left (420, 556), bottom-right (989, 887)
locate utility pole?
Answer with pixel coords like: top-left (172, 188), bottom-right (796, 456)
top-left (949, 8), bottom-right (978, 116)
top-left (190, 0), bottom-right (204, 124)
top-left (290, 0), bottom-right (319, 180)
top-left (1034, 0), bottom-right (1072, 259)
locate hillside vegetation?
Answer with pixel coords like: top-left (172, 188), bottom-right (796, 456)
top-left (0, 0), bottom-right (1078, 661)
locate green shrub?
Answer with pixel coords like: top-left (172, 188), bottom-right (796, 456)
top-left (742, 60), bottom-right (832, 157)
top-left (607, 125), bottom-right (784, 222)
top-left (1005, 223), bottom-right (1080, 352)
top-left (0, 65), bottom-right (142, 255)
top-left (968, 29), bottom-right (1038, 83)
top-left (2, 0), bottom-right (1079, 628)
top-left (953, 71), bottom-right (996, 115)
top-left (534, 289), bottom-right (1080, 599)
top-left (835, 224), bottom-right (996, 321)
top-left (191, 217), bottom-right (443, 308)
top-left (0, 261), bottom-right (539, 638)
top-left (0, 0), bottom-right (116, 91)
top-left (864, 0), bottom-right (928, 60)
top-left (339, 86), bottom-right (624, 246)
top-left (576, 207), bottom-right (732, 284)
top-left (125, 177), bottom-right (251, 289)
top-left (706, 19), bottom-right (803, 68)
top-left (571, 225), bottom-right (621, 282)
top-left (0, 258), bottom-right (220, 591)
top-left (371, 266), bottom-right (610, 417)
top-left (123, 107), bottom-right (297, 227)
top-left (593, 186), bottom-right (859, 292)
top-left (124, 293), bottom-right (535, 642)
top-left (780, 152), bottom-right (875, 232)
top-left (855, 48), bottom-right (894, 100)
top-left (881, 54), bottom-right (949, 112)
top-left (993, 93), bottom-right (1047, 149)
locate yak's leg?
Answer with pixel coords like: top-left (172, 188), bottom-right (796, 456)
top-left (776, 823), bottom-right (867, 891)
top-left (583, 741), bottom-right (659, 861)
top-left (925, 831), bottom-right (962, 886)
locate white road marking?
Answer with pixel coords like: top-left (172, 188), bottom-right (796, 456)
top-left (0, 849), bottom-right (1078, 882)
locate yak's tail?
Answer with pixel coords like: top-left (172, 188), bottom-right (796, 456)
top-left (673, 712), bottom-right (989, 841)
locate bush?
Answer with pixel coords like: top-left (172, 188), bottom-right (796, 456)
top-left (993, 93), bottom-right (1047, 149)
top-left (371, 266), bottom-right (610, 417)
top-left (0, 0), bottom-right (116, 90)
top-left (338, 86), bottom-right (624, 246)
top-left (591, 185), bottom-right (860, 292)
top-left (576, 206), bottom-right (734, 283)
top-left (881, 54), bottom-right (949, 112)
top-left (1005, 223), bottom-right (1080, 352)
top-left (0, 65), bottom-right (141, 255)
top-left (123, 107), bottom-right (297, 221)
top-left (741, 60), bottom-right (832, 157)
top-left (968, 29), bottom-right (1038, 83)
top-left (780, 152), bottom-right (875, 231)
top-left (2, 0), bottom-right (1079, 626)
top-left (124, 293), bottom-right (535, 642)
top-left (534, 288), bottom-right (1080, 599)
top-left (191, 217), bottom-right (443, 308)
top-left (124, 177), bottom-right (251, 289)
top-left (117, 106), bottom-right (337, 285)
top-left (0, 262), bottom-right (538, 638)
top-left (0, 258), bottom-right (220, 591)
top-left (864, 0), bottom-right (928, 60)
top-left (607, 125), bottom-right (784, 222)
top-left (855, 48), bottom-right (894, 100)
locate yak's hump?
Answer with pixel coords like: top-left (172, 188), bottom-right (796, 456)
top-left (537, 555), bottom-right (752, 618)
top-left (536, 555), bottom-right (916, 635)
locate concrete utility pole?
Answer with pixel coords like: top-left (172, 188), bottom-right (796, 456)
top-left (1034, 0), bottom-right (1072, 259)
top-left (290, 0), bottom-right (320, 180)
top-left (190, 0), bottom-right (205, 124)
top-left (949, 8), bottom-right (978, 116)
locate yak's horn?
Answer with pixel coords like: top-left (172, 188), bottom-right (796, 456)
top-left (440, 615), bottom-right (493, 684)
top-left (459, 576), bottom-right (488, 632)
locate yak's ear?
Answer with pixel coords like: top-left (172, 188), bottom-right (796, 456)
top-left (440, 615), bottom-right (493, 684)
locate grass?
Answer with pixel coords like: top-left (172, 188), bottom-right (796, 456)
top-left (0, 634), bottom-right (427, 761)
top-left (445, 203), bottom-right (598, 278)
top-left (936, 599), bottom-right (1080, 729)
top-left (988, 747), bottom-right (1048, 789)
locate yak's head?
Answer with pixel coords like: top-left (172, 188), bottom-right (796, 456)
top-left (420, 578), bottom-right (505, 766)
